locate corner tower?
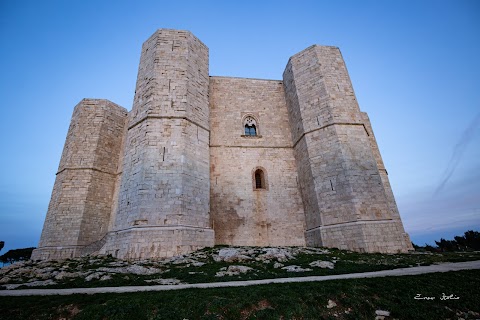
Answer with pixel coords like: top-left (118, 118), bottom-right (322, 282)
top-left (101, 29), bottom-right (214, 259)
top-left (32, 99), bottom-right (128, 260)
top-left (283, 45), bottom-right (412, 253)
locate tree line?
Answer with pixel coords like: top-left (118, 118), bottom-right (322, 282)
top-left (413, 230), bottom-right (480, 252)
top-left (0, 247), bottom-right (35, 266)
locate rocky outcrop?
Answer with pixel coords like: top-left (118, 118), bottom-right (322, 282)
top-left (1, 246), bottom-right (335, 289)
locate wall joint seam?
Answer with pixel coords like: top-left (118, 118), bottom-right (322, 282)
top-left (209, 145), bottom-right (292, 149)
top-left (305, 218), bottom-right (395, 231)
top-left (128, 115), bottom-right (210, 132)
top-left (56, 167), bottom-right (117, 176)
top-left (293, 122), bottom-right (369, 148)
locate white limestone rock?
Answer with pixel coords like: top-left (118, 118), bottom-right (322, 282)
top-left (327, 300), bottom-right (337, 309)
top-left (97, 265), bottom-right (161, 275)
top-left (108, 261), bottom-right (128, 267)
top-left (257, 248), bottom-right (294, 262)
top-left (171, 257), bottom-right (196, 265)
top-left (192, 252), bottom-right (208, 259)
top-left (145, 278), bottom-right (181, 285)
top-left (85, 272), bottom-right (105, 281)
top-left (305, 248), bottom-right (330, 255)
top-left (100, 274), bottom-right (112, 281)
top-left (54, 271), bottom-right (79, 280)
top-left (0, 276), bottom-right (11, 284)
top-left (214, 248), bottom-right (252, 262)
top-left (127, 265), bottom-right (162, 275)
top-left (375, 310), bottom-right (390, 316)
top-left (281, 265), bottom-right (312, 272)
top-left (309, 260), bottom-right (335, 269)
top-left (215, 265), bottom-right (253, 277)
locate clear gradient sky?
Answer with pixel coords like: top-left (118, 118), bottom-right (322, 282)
top-left (1, 0), bottom-right (479, 253)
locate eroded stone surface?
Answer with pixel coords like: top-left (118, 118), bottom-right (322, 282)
top-left (327, 300), bottom-right (337, 309)
top-left (309, 260), bottom-right (335, 269)
top-left (32, 29), bottom-right (413, 261)
top-left (216, 265), bottom-right (253, 277)
top-left (214, 248), bottom-right (252, 263)
top-left (4, 246), bottom-right (338, 289)
top-left (281, 265), bottom-right (312, 272)
top-left (145, 278), bottom-right (181, 285)
top-left (257, 248), bottom-right (294, 262)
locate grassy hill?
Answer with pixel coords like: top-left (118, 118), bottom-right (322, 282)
top-left (1, 246), bottom-right (480, 290)
top-left (1, 246), bottom-right (480, 319)
top-left (1, 269), bottom-right (479, 319)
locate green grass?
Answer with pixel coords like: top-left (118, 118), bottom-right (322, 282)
top-left (1, 270), bottom-right (479, 319)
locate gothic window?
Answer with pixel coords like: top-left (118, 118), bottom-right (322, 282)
top-left (254, 169), bottom-right (266, 190)
top-left (244, 116), bottom-right (258, 136)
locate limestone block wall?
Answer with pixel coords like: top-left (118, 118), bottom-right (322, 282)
top-left (361, 113), bottom-right (400, 221)
top-left (32, 99), bottom-right (128, 260)
top-left (333, 124), bottom-right (392, 222)
top-left (128, 30), bottom-right (209, 130)
top-left (361, 112), bottom-right (413, 250)
top-left (101, 29), bottom-right (214, 260)
top-left (209, 77), bottom-right (306, 247)
top-left (317, 220), bottom-right (412, 252)
top-left (284, 45), bottom-right (411, 253)
top-left (33, 29), bottom-right (413, 260)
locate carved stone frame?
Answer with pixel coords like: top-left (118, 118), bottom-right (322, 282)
top-left (241, 112), bottom-right (262, 138)
top-left (252, 166), bottom-right (268, 191)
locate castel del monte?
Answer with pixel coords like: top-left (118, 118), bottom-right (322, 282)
top-left (32, 28), bottom-right (413, 261)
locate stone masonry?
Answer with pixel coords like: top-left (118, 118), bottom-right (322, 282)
top-left (32, 29), bottom-right (413, 261)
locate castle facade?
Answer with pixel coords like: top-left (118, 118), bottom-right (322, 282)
top-left (32, 29), bottom-right (413, 261)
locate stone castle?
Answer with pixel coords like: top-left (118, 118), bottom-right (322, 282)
top-left (32, 29), bottom-right (413, 261)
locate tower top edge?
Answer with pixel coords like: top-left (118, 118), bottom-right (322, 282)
top-left (77, 98), bottom-right (128, 113)
top-left (210, 75), bottom-right (282, 83)
top-left (142, 28), bottom-right (208, 49)
top-left (286, 44), bottom-right (340, 63)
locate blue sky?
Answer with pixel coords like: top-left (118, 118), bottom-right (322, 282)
top-left (0, 0), bottom-right (479, 253)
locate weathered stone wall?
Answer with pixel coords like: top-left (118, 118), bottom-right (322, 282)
top-left (284, 45), bottom-right (411, 253)
top-left (34, 29), bottom-right (413, 260)
top-left (101, 29), bottom-right (214, 259)
top-left (361, 113), bottom-right (413, 250)
top-left (318, 220), bottom-right (412, 253)
top-left (209, 77), bottom-right (306, 247)
top-left (32, 99), bottom-right (127, 260)
top-left (102, 227), bottom-right (213, 260)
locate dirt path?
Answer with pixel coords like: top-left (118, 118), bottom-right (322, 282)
top-left (1, 260), bottom-right (479, 296)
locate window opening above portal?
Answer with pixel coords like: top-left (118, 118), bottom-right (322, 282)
top-left (242, 115), bottom-right (263, 138)
top-left (253, 168), bottom-right (267, 190)
top-left (244, 116), bottom-right (257, 136)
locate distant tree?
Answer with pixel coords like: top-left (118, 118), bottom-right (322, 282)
top-left (435, 238), bottom-right (459, 252)
top-left (424, 244), bottom-right (440, 252)
top-left (412, 230), bottom-right (480, 253)
top-left (463, 230), bottom-right (480, 250)
top-left (0, 247), bottom-right (35, 266)
top-left (454, 235), bottom-right (467, 251)
top-left (0, 241), bottom-right (4, 252)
